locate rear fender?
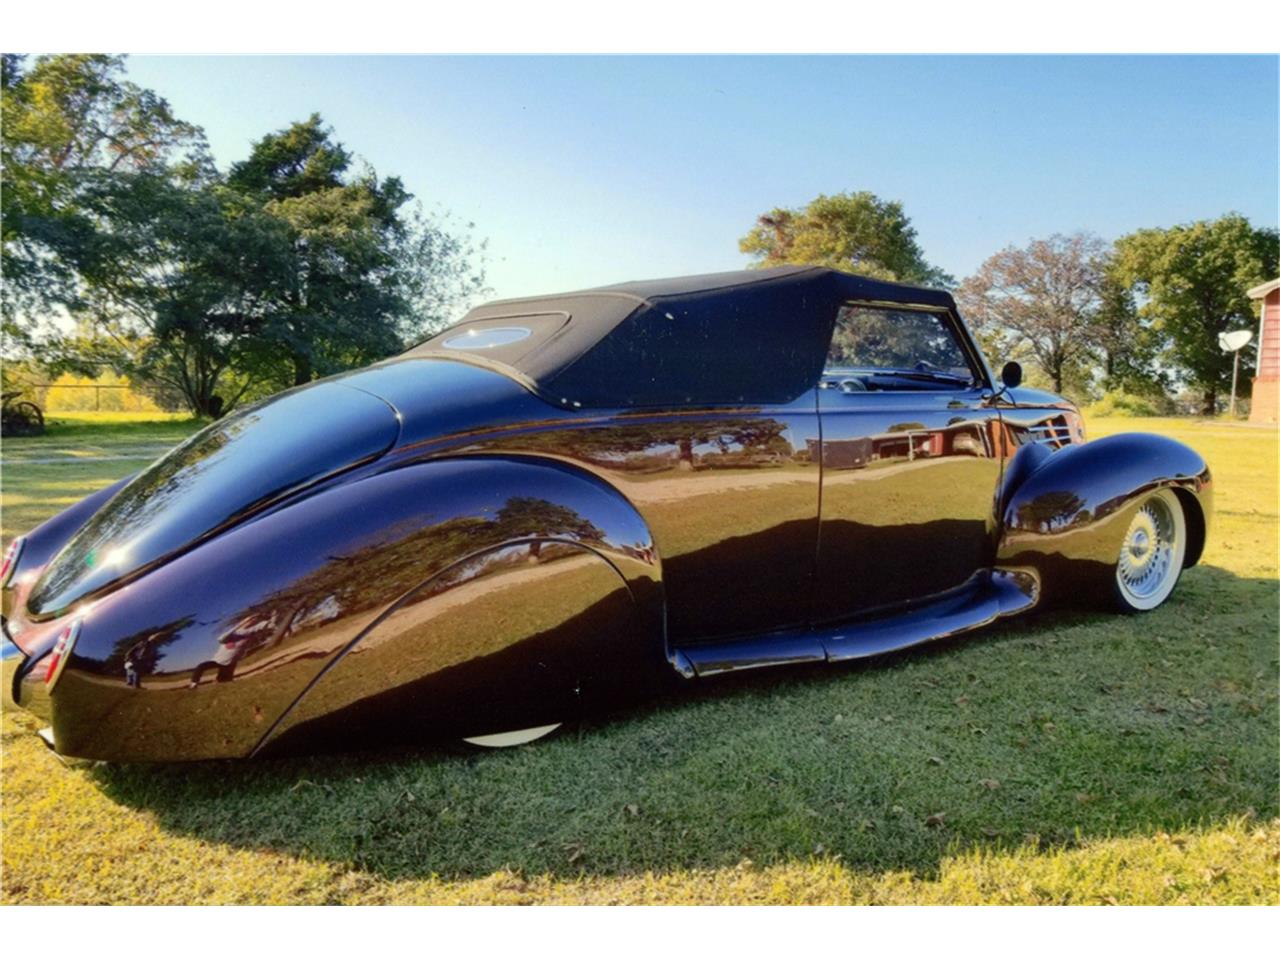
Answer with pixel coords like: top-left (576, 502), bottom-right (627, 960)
top-left (254, 537), bottom-right (642, 755)
top-left (2, 475), bottom-right (133, 630)
top-left (45, 455), bottom-right (662, 761)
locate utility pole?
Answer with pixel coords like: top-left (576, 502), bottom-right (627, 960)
top-left (1219, 329), bottom-right (1254, 417)
top-left (1229, 349), bottom-right (1240, 417)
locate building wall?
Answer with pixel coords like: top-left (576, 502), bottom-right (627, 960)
top-left (1250, 288), bottom-right (1280, 423)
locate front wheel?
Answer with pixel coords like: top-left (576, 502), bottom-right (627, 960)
top-left (1112, 489), bottom-right (1187, 612)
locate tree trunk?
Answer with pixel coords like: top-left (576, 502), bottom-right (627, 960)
top-left (187, 389), bottom-right (224, 419)
top-left (1201, 386), bottom-right (1217, 417)
top-left (292, 352), bottom-right (313, 387)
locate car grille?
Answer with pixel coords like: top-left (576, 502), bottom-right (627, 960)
top-left (1024, 415), bottom-right (1075, 449)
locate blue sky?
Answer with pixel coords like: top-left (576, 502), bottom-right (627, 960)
top-left (127, 55), bottom-right (1278, 302)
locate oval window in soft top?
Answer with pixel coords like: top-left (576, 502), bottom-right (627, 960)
top-left (442, 326), bottom-right (532, 350)
top-left (27, 382), bottom-right (400, 617)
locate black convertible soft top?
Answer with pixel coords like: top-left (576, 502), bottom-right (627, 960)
top-left (406, 266), bottom-right (958, 409)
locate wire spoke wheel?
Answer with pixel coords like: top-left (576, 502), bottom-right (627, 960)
top-left (1114, 489), bottom-right (1186, 611)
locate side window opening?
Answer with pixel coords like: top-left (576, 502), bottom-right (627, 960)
top-left (823, 305), bottom-right (979, 391)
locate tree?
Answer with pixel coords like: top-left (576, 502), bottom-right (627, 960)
top-left (956, 233), bottom-right (1108, 395)
top-left (228, 114), bottom-right (487, 386)
top-left (15, 89), bottom-right (487, 416)
top-left (1089, 267), bottom-right (1166, 396)
top-left (1111, 215), bottom-right (1279, 415)
top-left (47, 171), bottom-right (294, 416)
top-left (4, 59), bottom-right (487, 416)
top-left (739, 191), bottom-right (953, 286)
top-left (1, 54), bottom-right (206, 340)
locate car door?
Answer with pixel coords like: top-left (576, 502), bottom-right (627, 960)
top-left (627, 393), bottom-right (822, 643)
top-left (812, 302), bottom-right (1004, 623)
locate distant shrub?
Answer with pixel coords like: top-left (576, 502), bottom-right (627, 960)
top-left (1084, 389), bottom-right (1176, 418)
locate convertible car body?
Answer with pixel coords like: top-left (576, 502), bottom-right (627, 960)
top-left (1, 267), bottom-right (1212, 761)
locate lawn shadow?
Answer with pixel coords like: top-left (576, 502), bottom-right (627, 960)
top-left (87, 563), bottom-right (1278, 884)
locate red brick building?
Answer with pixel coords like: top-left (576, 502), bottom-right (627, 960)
top-left (1247, 278), bottom-right (1280, 423)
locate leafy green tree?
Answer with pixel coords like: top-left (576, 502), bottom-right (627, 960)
top-left (4, 59), bottom-right (486, 416)
top-left (739, 191), bottom-right (953, 286)
top-left (957, 233), bottom-right (1108, 396)
top-left (228, 114), bottom-right (486, 386)
top-left (1, 54), bottom-right (206, 340)
top-left (1089, 267), bottom-right (1166, 397)
top-left (46, 171), bottom-right (294, 416)
top-left (10, 78), bottom-right (486, 416)
top-left (1112, 214), bottom-right (1279, 415)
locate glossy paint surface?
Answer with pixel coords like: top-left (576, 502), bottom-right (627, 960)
top-left (1, 473), bottom-right (133, 632)
top-left (677, 569), bottom-right (1038, 677)
top-left (28, 382), bottom-right (400, 618)
top-left (1, 309), bottom-right (1214, 761)
top-left (812, 385), bottom-right (1003, 621)
top-left (21, 457), bottom-right (658, 761)
top-left (996, 430), bottom-right (1213, 598)
top-left (450, 394), bottom-right (821, 642)
top-left (262, 541), bottom-right (641, 754)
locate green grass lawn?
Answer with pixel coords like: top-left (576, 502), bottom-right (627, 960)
top-left (0, 414), bottom-right (204, 540)
top-left (1, 415), bottom-right (1277, 904)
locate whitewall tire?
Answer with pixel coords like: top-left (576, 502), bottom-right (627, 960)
top-left (1113, 489), bottom-right (1186, 612)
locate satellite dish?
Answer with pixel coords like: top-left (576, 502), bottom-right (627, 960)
top-left (1219, 329), bottom-right (1254, 352)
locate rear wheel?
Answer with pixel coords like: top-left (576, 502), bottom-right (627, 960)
top-left (461, 722), bottom-right (562, 749)
top-left (1112, 489), bottom-right (1186, 612)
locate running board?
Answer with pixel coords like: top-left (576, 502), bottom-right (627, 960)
top-left (671, 569), bottom-right (1039, 679)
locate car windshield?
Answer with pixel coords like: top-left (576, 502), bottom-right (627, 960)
top-left (824, 305), bottom-right (977, 388)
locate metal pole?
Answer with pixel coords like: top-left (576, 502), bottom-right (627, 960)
top-left (1229, 349), bottom-right (1240, 417)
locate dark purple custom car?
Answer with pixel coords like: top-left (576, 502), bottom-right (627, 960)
top-left (1, 267), bottom-right (1212, 760)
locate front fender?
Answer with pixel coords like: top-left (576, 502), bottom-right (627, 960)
top-left (996, 433), bottom-right (1212, 598)
top-left (45, 455), bottom-right (662, 761)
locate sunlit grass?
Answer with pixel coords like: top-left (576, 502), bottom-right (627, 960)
top-left (1, 416), bottom-right (1276, 904)
top-left (1, 418), bottom-right (204, 543)
top-left (44, 411), bottom-right (194, 425)
top-left (2, 413), bottom-right (203, 458)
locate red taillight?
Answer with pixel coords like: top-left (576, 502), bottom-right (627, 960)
top-left (44, 620), bottom-right (81, 687)
top-left (0, 537), bottom-right (24, 587)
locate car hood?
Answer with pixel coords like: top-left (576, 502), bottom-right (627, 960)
top-left (26, 358), bottom-right (538, 618)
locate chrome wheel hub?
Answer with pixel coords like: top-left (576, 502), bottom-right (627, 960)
top-left (1117, 497), bottom-right (1176, 600)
